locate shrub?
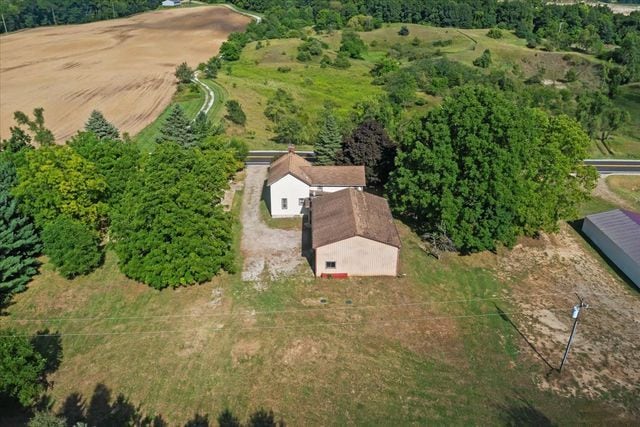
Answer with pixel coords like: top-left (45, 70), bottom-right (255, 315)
top-left (42, 216), bottom-right (102, 279)
top-left (486, 28), bottom-right (502, 39)
top-left (174, 62), bottom-right (194, 84)
top-left (225, 100), bottom-right (247, 125)
top-left (277, 66), bottom-right (292, 73)
top-left (473, 49), bottom-right (492, 68)
top-left (398, 25), bottom-right (410, 36)
top-left (333, 53), bottom-right (351, 69)
top-left (564, 69), bottom-right (578, 82)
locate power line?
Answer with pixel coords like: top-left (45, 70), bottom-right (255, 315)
top-left (0, 307), bottom-right (589, 338)
top-left (0, 290), bottom-right (616, 324)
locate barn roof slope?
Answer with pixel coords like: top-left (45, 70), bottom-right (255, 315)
top-left (267, 152), bottom-right (365, 187)
top-left (585, 209), bottom-right (640, 264)
top-left (312, 188), bottom-right (401, 249)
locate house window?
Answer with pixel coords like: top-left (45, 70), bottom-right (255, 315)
top-left (281, 198), bottom-right (288, 210)
top-left (325, 261), bottom-right (336, 269)
top-left (298, 198), bottom-right (305, 206)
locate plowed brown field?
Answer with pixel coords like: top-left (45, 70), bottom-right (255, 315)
top-left (0, 6), bottom-right (250, 142)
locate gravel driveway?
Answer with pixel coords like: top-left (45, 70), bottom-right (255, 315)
top-left (240, 166), bottom-right (305, 282)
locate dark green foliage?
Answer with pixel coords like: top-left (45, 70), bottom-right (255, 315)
top-left (84, 110), bottom-right (120, 140)
top-left (398, 25), bottom-right (409, 36)
top-left (14, 145), bottom-right (108, 228)
top-left (264, 89), bottom-right (296, 122)
top-left (0, 0), bottom-right (161, 33)
top-left (576, 91), bottom-right (630, 154)
top-left (0, 331), bottom-right (46, 407)
top-left (274, 116), bottom-right (305, 145)
top-left (225, 100), bottom-right (247, 125)
top-left (314, 105), bottom-right (342, 165)
top-left (219, 32), bottom-right (250, 61)
top-left (175, 62), bottom-right (194, 84)
top-left (332, 53), bottom-right (351, 69)
top-left (370, 57), bottom-right (400, 78)
top-left (385, 70), bottom-right (417, 106)
top-left (0, 154), bottom-right (40, 303)
top-left (473, 49), bottom-right (492, 68)
top-left (1, 127), bottom-right (32, 153)
top-left (339, 30), bottom-right (366, 59)
top-left (157, 105), bottom-right (197, 148)
top-left (338, 119), bottom-right (396, 187)
top-left (564, 68), bottom-right (578, 83)
top-left (28, 412), bottom-right (66, 427)
top-left (13, 108), bottom-right (55, 146)
top-left (42, 215), bottom-right (102, 278)
top-left (111, 143), bottom-right (235, 288)
top-left (387, 85), bottom-right (596, 253)
top-left (264, 89), bottom-right (307, 144)
top-left (487, 28), bottom-right (502, 39)
top-left (297, 37), bottom-right (324, 61)
top-left (68, 132), bottom-right (139, 206)
top-left (203, 56), bottom-right (222, 79)
top-left (192, 112), bottom-right (217, 141)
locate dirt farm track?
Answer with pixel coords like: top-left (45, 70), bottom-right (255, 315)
top-left (0, 6), bottom-right (250, 142)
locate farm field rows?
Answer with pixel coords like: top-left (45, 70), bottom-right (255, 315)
top-left (0, 6), bottom-right (250, 143)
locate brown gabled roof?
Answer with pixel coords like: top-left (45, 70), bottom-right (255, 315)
top-left (266, 152), bottom-right (313, 186)
top-left (300, 165), bottom-right (366, 187)
top-left (312, 188), bottom-right (401, 249)
top-left (267, 152), bottom-right (366, 187)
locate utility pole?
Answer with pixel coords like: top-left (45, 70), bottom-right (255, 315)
top-left (51, 7), bottom-right (57, 25)
top-left (559, 295), bottom-right (588, 373)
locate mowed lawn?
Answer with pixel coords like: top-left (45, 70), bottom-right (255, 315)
top-left (1, 192), bottom-right (637, 425)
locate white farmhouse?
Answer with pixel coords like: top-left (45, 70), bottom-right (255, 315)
top-left (266, 149), bottom-right (366, 217)
top-left (311, 188), bottom-right (401, 277)
top-left (162, 0), bottom-right (181, 7)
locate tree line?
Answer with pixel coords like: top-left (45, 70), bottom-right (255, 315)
top-left (0, 0), bottom-right (161, 33)
top-left (1, 106), bottom-right (244, 307)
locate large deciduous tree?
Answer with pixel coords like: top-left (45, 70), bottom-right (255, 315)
top-left (42, 215), bottom-right (102, 279)
top-left (314, 105), bottom-right (342, 165)
top-left (69, 132), bottom-right (139, 206)
top-left (13, 145), bottom-right (107, 229)
top-left (0, 154), bottom-right (40, 303)
top-left (174, 62), bottom-right (194, 84)
top-left (157, 105), bottom-right (197, 148)
top-left (338, 119), bottom-right (396, 187)
top-left (13, 108), bottom-right (55, 146)
top-left (84, 110), bottom-right (120, 140)
top-left (111, 143), bottom-right (235, 289)
top-left (387, 85), bottom-right (596, 253)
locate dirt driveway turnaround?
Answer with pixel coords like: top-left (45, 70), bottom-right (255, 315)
top-left (240, 166), bottom-right (306, 282)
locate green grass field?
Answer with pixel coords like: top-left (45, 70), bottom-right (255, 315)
top-left (2, 188), bottom-right (638, 424)
top-left (605, 175), bottom-right (640, 210)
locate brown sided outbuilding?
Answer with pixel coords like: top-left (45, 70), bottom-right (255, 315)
top-left (311, 188), bottom-right (401, 277)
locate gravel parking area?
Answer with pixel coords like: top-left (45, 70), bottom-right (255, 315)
top-left (240, 166), bottom-right (306, 282)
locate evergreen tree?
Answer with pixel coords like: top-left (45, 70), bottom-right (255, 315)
top-left (314, 105), bottom-right (342, 165)
top-left (473, 49), bottom-right (492, 68)
top-left (225, 100), bottom-right (247, 125)
top-left (84, 110), bottom-right (120, 140)
top-left (0, 155), bottom-right (40, 303)
top-left (157, 105), bottom-right (197, 148)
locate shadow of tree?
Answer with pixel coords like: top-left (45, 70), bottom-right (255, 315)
top-left (31, 329), bottom-right (63, 377)
top-left (55, 385), bottom-right (284, 427)
top-left (496, 396), bottom-right (556, 426)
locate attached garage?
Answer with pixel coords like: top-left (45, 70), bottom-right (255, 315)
top-left (311, 188), bottom-right (401, 277)
top-left (582, 209), bottom-right (640, 288)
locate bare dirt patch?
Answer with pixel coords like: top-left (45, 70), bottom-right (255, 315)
top-left (0, 6), bottom-right (250, 142)
top-left (498, 225), bottom-right (640, 411)
top-left (240, 166), bottom-right (308, 283)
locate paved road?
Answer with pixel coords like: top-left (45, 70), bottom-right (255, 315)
top-left (584, 159), bottom-right (640, 175)
top-left (247, 151), bottom-right (640, 175)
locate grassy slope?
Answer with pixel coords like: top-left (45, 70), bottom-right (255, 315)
top-left (605, 175), bottom-right (640, 210)
top-left (214, 23), bottom-right (640, 156)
